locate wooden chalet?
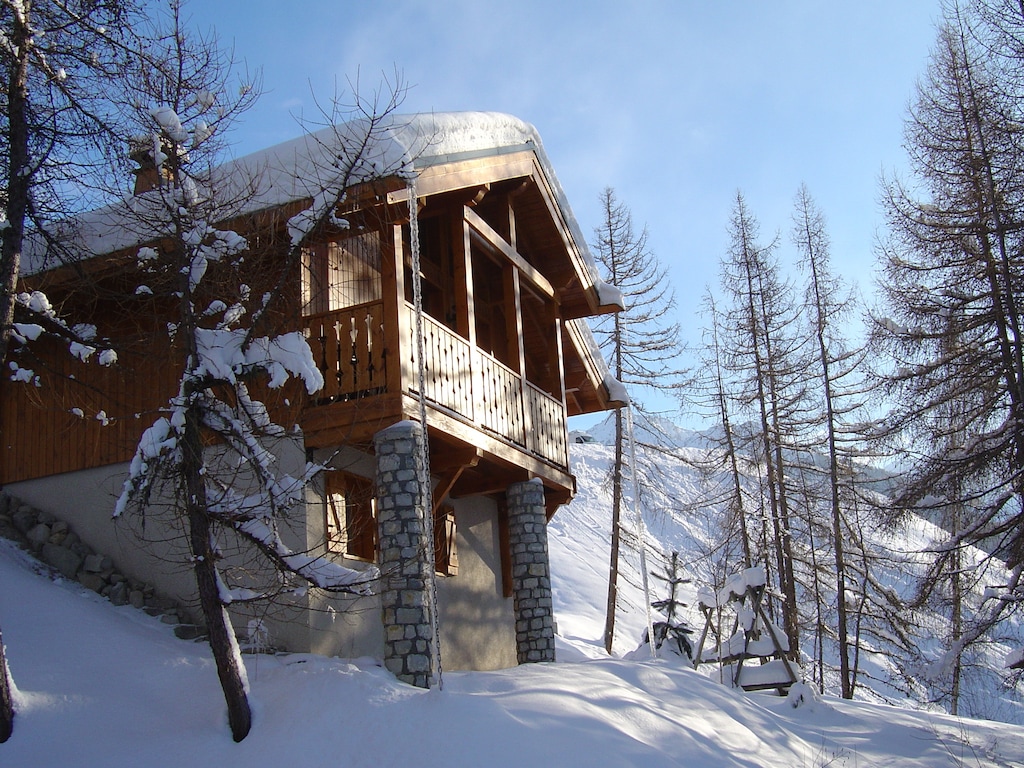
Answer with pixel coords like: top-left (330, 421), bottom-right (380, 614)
top-left (0, 112), bottom-right (624, 676)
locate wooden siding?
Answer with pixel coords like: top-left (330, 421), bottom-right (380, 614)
top-left (0, 336), bottom-right (180, 485)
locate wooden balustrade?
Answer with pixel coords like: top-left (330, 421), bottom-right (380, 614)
top-left (411, 311), bottom-right (475, 418)
top-left (302, 302), bottom-right (568, 470)
top-left (476, 352), bottom-right (526, 449)
top-left (304, 301), bottom-right (387, 403)
top-left (525, 382), bottom-right (568, 468)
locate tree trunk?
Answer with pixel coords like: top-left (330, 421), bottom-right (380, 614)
top-left (0, 624), bottom-right (13, 742)
top-left (183, 405), bottom-right (251, 742)
top-left (603, 406), bottom-right (624, 654)
top-left (0, 5), bottom-right (31, 365)
top-left (0, 14), bottom-right (32, 746)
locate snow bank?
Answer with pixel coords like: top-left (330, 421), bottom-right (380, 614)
top-left (2, 535), bottom-right (1023, 768)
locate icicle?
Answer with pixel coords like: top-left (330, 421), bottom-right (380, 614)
top-left (627, 406), bottom-right (657, 659)
top-left (408, 177), bottom-right (444, 689)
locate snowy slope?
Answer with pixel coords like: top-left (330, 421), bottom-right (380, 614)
top-left (554, 413), bottom-right (1024, 724)
top-left (2, 537), bottom-right (1024, 767)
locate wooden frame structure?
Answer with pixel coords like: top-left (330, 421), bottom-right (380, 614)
top-left (692, 568), bottom-right (798, 695)
top-left (1, 120), bottom-right (624, 519)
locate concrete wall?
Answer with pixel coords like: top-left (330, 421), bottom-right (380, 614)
top-left (304, 446), bottom-right (384, 660)
top-left (6, 462), bottom-right (200, 612)
top-left (306, 445), bottom-right (518, 670)
top-left (8, 443), bottom-right (519, 671)
top-left (436, 495), bottom-right (518, 671)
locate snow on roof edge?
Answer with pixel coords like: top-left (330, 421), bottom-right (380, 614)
top-left (23, 111), bottom-right (605, 295)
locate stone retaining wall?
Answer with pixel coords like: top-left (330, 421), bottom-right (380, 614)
top-left (0, 492), bottom-right (205, 640)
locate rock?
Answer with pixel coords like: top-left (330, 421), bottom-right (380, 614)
top-left (61, 531), bottom-right (80, 550)
top-left (41, 543), bottom-right (83, 580)
top-left (174, 624), bottom-right (204, 641)
top-left (48, 528), bottom-right (68, 546)
top-left (78, 572), bottom-right (106, 593)
top-left (160, 611), bottom-right (180, 625)
top-left (146, 595), bottom-right (176, 612)
top-left (109, 582), bottom-right (129, 606)
top-left (13, 505), bottom-right (38, 535)
top-left (129, 590), bottom-right (146, 609)
top-left (82, 553), bottom-right (105, 573)
top-left (71, 541), bottom-right (92, 558)
top-left (26, 523), bottom-right (51, 550)
top-left (37, 509), bottom-right (57, 525)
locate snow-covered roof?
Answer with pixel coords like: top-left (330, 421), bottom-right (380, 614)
top-left (26, 111), bottom-right (606, 294)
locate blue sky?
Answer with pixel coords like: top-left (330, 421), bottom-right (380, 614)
top-left (196, 0), bottom-right (941, 412)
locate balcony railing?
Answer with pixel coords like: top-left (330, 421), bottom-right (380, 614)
top-left (301, 302), bottom-right (568, 470)
top-left (304, 301), bottom-right (388, 403)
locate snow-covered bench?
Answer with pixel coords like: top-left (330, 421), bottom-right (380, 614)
top-left (692, 566), bottom-right (798, 694)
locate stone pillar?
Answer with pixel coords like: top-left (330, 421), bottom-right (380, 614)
top-left (506, 478), bottom-right (556, 663)
top-left (374, 421), bottom-right (435, 688)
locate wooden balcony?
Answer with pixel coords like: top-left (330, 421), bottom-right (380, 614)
top-left (301, 302), bottom-right (569, 475)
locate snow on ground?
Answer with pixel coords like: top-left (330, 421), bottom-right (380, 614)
top-left (2, 517), bottom-right (1024, 765)
top-left (1, 412), bottom-right (1022, 765)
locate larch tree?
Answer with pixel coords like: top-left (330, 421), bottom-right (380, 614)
top-left (589, 187), bottom-right (685, 654)
top-left (0, 0), bottom-right (144, 741)
top-left (716, 191), bottom-right (807, 659)
top-left (791, 184), bottom-right (868, 698)
top-left (872, 3), bottom-right (1024, 710)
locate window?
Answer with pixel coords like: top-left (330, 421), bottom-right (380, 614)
top-left (302, 232), bottom-right (382, 316)
top-left (434, 505), bottom-right (458, 576)
top-left (325, 472), bottom-right (376, 561)
top-left (326, 472), bottom-right (458, 575)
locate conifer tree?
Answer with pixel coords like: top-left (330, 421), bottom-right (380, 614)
top-left (716, 192), bottom-right (806, 658)
top-left (791, 185), bottom-right (867, 698)
top-left (590, 187), bottom-right (685, 654)
top-left (873, 3), bottom-right (1024, 703)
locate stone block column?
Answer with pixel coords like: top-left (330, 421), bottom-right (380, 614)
top-left (506, 478), bottom-right (556, 663)
top-left (374, 421), bottom-right (435, 688)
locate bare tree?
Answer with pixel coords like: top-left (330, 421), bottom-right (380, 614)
top-left (791, 184), bottom-right (867, 698)
top-left (590, 187), bottom-right (685, 654)
top-left (716, 191), bottom-right (807, 658)
top-left (0, 0), bottom-right (144, 741)
top-left (95, 3), bottom-right (406, 740)
top-left (872, 4), bottom-right (1024, 711)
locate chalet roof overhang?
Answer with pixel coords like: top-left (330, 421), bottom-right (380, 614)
top-left (24, 113), bottom-right (622, 316)
top-left (19, 112), bottom-right (626, 416)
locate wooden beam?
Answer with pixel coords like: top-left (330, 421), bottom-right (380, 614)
top-left (387, 153), bottom-right (536, 204)
top-left (430, 450), bottom-right (480, 515)
top-left (454, 211), bottom-right (477, 349)
top-left (464, 206), bottom-right (555, 300)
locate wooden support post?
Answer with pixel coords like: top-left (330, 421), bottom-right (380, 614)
top-left (384, 223), bottom-right (411, 398)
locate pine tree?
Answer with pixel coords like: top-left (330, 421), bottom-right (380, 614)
top-left (647, 551), bottom-right (694, 659)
